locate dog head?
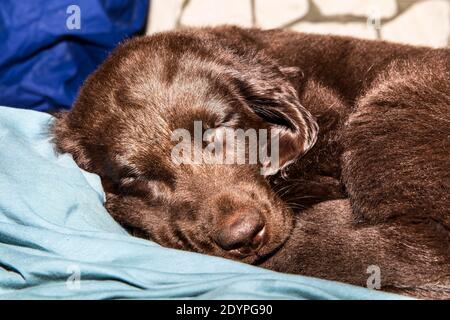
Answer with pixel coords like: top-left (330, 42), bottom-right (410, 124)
top-left (52, 28), bottom-right (318, 264)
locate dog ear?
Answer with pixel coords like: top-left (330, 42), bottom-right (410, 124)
top-left (51, 112), bottom-right (93, 171)
top-left (231, 60), bottom-right (318, 175)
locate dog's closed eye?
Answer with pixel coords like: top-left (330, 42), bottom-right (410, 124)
top-left (118, 177), bottom-right (173, 202)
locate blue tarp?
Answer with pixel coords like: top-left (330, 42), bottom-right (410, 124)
top-left (0, 0), bottom-right (149, 111)
top-left (0, 106), bottom-right (408, 299)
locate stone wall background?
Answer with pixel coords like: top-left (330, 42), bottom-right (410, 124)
top-left (147, 0), bottom-right (449, 48)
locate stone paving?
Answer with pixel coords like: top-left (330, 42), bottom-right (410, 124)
top-left (147, 0), bottom-right (449, 47)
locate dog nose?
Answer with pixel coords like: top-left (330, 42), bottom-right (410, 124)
top-left (214, 209), bottom-right (266, 253)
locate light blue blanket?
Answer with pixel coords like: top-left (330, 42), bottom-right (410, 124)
top-left (0, 106), bottom-right (407, 299)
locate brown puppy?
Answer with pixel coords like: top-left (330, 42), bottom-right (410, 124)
top-left (52, 26), bottom-right (450, 298)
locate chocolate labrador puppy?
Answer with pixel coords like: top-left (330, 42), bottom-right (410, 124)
top-left (52, 26), bottom-right (449, 299)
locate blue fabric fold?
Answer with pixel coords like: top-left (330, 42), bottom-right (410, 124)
top-left (0, 1), bottom-right (149, 111)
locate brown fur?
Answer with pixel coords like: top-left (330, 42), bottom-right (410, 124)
top-left (52, 26), bottom-right (450, 298)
